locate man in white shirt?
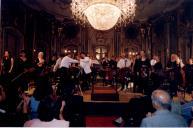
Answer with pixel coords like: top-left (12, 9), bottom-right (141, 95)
top-left (60, 53), bottom-right (79, 69)
top-left (117, 53), bottom-right (132, 91)
top-left (59, 53), bottom-right (79, 94)
top-left (80, 52), bottom-right (92, 90)
top-left (117, 54), bottom-right (131, 69)
top-left (53, 53), bottom-right (65, 72)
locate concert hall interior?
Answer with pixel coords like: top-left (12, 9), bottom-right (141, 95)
top-left (0, 0), bottom-right (193, 127)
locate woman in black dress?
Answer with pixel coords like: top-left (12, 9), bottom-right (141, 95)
top-left (133, 53), bottom-right (141, 92)
top-left (34, 52), bottom-right (50, 97)
top-left (35, 52), bottom-right (46, 76)
top-left (185, 58), bottom-right (193, 90)
top-left (138, 51), bottom-right (151, 95)
top-left (0, 51), bottom-right (14, 85)
top-left (151, 55), bottom-right (163, 90)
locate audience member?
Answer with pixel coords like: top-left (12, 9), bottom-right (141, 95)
top-left (24, 96), bottom-right (69, 127)
top-left (140, 89), bottom-right (187, 127)
top-left (181, 87), bottom-right (193, 125)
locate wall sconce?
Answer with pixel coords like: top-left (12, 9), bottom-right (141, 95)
top-left (73, 50), bottom-right (77, 53)
top-left (129, 51), bottom-right (137, 56)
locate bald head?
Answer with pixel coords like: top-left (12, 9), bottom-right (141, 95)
top-left (151, 90), bottom-right (171, 110)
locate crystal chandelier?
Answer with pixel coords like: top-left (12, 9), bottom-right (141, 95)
top-left (71, 0), bottom-right (136, 31)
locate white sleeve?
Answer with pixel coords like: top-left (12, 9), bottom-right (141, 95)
top-left (53, 58), bottom-right (60, 72)
top-left (180, 60), bottom-right (185, 68)
top-left (128, 59), bottom-right (132, 67)
top-left (69, 57), bottom-right (79, 63)
top-left (117, 60), bottom-right (121, 68)
top-left (89, 59), bottom-right (92, 66)
top-left (59, 58), bottom-right (64, 68)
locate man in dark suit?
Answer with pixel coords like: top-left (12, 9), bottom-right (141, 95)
top-left (140, 89), bottom-right (187, 127)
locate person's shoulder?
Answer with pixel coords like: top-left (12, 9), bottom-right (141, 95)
top-left (140, 116), bottom-right (153, 127)
top-left (142, 115), bottom-right (155, 123)
top-left (24, 119), bottom-right (40, 127)
top-left (171, 112), bottom-right (187, 126)
top-left (53, 119), bottom-right (70, 127)
top-left (170, 111), bottom-right (185, 119)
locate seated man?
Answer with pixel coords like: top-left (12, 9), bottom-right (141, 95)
top-left (140, 89), bottom-right (187, 127)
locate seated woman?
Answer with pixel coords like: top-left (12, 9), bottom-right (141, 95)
top-left (24, 96), bottom-right (69, 127)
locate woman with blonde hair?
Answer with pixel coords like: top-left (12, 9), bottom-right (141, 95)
top-left (166, 54), bottom-right (184, 96)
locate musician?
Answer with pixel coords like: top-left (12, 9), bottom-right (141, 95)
top-left (0, 51), bottom-right (14, 85)
top-left (150, 55), bottom-right (157, 67)
top-left (35, 52), bottom-right (46, 77)
top-left (13, 50), bottom-right (32, 90)
top-left (152, 56), bottom-right (163, 72)
top-left (59, 53), bottom-right (79, 95)
top-left (60, 53), bottom-right (79, 69)
top-left (166, 54), bottom-right (184, 96)
top-left (80, 52), bottom-right (92, 90)
top-left (15, 50), bottom-right (32, 75)
top-left (117, 53), bottom-right (132, 91)
top-left (133, 53), bottom-right (141, 92)
top-left (1, 51), bottom-right (14, 75)
top-left (185, 58), bottom-right (193, 89)
top-left (117, 54), bottom-right (131, 69)
top-left (48, 54), bottom-right (57, 68)
top-left (53, 53), bottom-right (65, 73)
top-left (33, 51), bottom-right (50, 97)
top-left (59, 53), bottom-right (79, 79)
top-left (102, 57), bottom-right (110, 68)
top-left (109, 56), bottom-right (118, 85)
top-left (150, 55), bottom-right (163, 90)
top-left (90, 57), bottom-right (100, 82)
top-left (109, 56), bottom-right (117, 70)
top-left (138, 51), bottom-right (151, 94)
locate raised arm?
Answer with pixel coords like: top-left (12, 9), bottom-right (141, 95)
top-left (53, 58), bottom-right (61, 72)
top-left (69, 57), bottom-right (79, 63)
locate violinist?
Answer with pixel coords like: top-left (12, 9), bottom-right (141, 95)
top-left (185, 58), bottom-right (193, 89)
top-left (117, 53), bottom-right (132, 91)
top-left (151, 55), bottom-right (163, 90)
top-left (13, 50), bottom-right (32, 90)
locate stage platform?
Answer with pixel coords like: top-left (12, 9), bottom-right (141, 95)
top-left (83, 84), bottom-right (143, 116)
top-left (83, 82), bottom-right (143, 103)
top-left (82, 83), bottom-right (143, 115)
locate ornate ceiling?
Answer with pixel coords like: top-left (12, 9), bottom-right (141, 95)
top-left (22, 0), bottom-right (184, 22)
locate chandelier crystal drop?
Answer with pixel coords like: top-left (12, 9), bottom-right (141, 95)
top-left (71, 0), bottom-right (136, 31)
